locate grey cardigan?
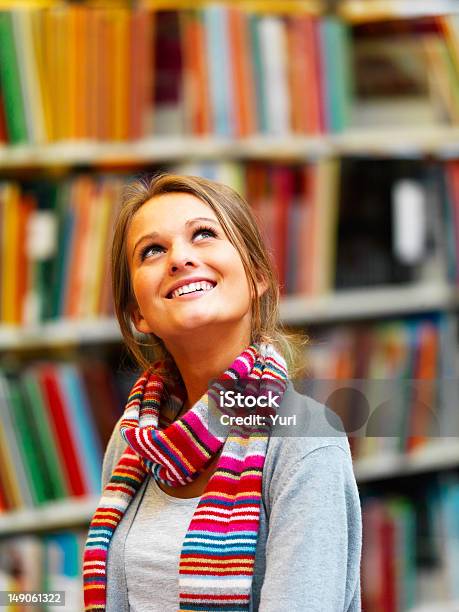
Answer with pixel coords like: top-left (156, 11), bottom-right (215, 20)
top-left (101, 384), bottom-right (362, 611)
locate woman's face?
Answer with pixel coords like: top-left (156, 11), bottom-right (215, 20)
top-left (127, 192), bottom-right (264, 346)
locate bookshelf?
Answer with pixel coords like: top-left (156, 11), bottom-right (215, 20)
top-left (0, 497), bottom-right (100, 537)
top-left (3, 439), bottom-right (459, 537)
top-left (339, 0), bottom-right (459, 23)
top-left (354, 441), bottom-right (459, 483)
top-left (0, 282), bottom-right (452, 350)
top-left (5, 126), bottom-right (459, 167)
top-left (0, 1), bottom-right (459, 610)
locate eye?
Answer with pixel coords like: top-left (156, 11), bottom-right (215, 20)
top-left (139, 243), bottom-right (164, 261)
top-left (193, 225), bottom-right (217, 240)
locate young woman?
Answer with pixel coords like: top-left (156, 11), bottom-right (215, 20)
top-left (83, 174), bottom-right (362, 612)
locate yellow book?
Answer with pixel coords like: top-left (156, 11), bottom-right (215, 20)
top-left (0, 375), bottom-right (26, 509)
top-left (312, 158), bottom-right (340, 295)
top-left (111, 8), bottom-right (130, 140)
top-left (46, 7), bottom-right (70, 140)
top-left (42, 7), bottom-right (58, 140)
top-left (31, 8), bottom-right (53, 141)
top-left (1, 184), bottom-right (20, 324)
top-left (85, 180), bottom-right (113, 317)
top-left (69, 5), bottom-right (89, 139)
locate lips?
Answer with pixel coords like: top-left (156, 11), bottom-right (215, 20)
top-left (165, 278), bottom-right (217, 299)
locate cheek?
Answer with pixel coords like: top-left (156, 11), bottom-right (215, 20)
top-left (131, 268), bottom-right (162, 305)
top-left (218, 250), bottom-right (252, 302)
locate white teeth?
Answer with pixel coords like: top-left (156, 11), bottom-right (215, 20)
top-left (170, 281), bottom-right (214, 299)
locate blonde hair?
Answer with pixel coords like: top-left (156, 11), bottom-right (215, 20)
top-left (111, 173), bottom-right (307, 377)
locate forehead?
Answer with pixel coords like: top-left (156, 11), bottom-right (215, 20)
top-left (127, 192), bottom-right (219, 244)
top-left (130, 192), bottom-right (217, 231)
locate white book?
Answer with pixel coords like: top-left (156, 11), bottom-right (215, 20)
top-left (258, 16), bottom-right (291, 136)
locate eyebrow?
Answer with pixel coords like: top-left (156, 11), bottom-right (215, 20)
top-left (132, 216), bottom-right (219, 258)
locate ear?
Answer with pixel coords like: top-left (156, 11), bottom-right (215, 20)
top-left (254, 271), bottom-right (269, 299)
top-left (128, 300), bottom-right (152, 335)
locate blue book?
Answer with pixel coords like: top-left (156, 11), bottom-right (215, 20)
top-left (319, 18), bottom-right (353, 133)
top-left (203, 5), bottom-right (234, 137)
top-left (58, 364), bottom-right (103, 495)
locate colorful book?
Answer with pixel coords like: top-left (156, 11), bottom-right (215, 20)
top-left (0, 11), bottom-right (28, 143)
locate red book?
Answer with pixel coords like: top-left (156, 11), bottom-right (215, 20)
top-left (16, 195), bottom-right (35, 324)
top-left (312, 18), bottom-right (326, 133)
top-left (79, 360), bottom-right (123, 448)
top-left (296, 165), bottom-right (314, 294)
top-left (181, 11), bottom-right (211, 135)
top-left (406, 321), bottom-right (438, 452)
top-left (129, 8), bottom-right (154, 139)
top-left (380, 513), bottom-right (397, 612)
top-left (272, 166), bottom-right (294, 296)
top-left (38, 364), bottom-right (86, 497)
top-left (64, 177), bottom-right (95, 319)
top-left (228, 7), bottom-right (256, 137)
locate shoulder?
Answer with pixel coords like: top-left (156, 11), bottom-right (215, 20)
top-left (101, 417), bottom-right (127, 488)
top-left (262, 383), bottom-right (356, 504)
top-left (266, 382), bottom-right (352, 464)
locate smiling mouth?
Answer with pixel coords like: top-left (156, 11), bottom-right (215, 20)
top-left (166, 281), bottom-right (217, 299)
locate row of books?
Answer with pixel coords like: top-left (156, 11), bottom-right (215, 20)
top-left (0, 5), bottom-right (352, 143)
top-left (304, 314), bottom-right (457, 457)
top-left (0, 530), bottom-right (85, 611)
top-left (6, 7), bottom-right (459, 143)
top-left (0, 163), bottom-right (339, 324)
top-left (0, 360), bottom-right (124, 512)
top-left (361, 473), bottom-right (459, 611)
top-left (352, 15), bottom-right (459, 128)
top-left (0, 313), bottom-right (455, 514)
top-left (0, 175), bottom-right (124, 325)
top-left (1, 155), bottom-right (454, 325)
top-left (4, 477), bottom-right (459, 612)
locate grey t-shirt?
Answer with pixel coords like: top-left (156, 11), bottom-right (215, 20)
top-left (125, 477), bottom-right (200, 611)
top-left (101, 384), bottom-right (362, 611)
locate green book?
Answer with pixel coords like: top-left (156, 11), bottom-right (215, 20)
top-left (248, 13), bottom-right (268, 134)
top-left (4, 374), bottom-right (48, 505)
top-left (0, 373), bottom-right (33, 507)
top-left (49, 181), bottom-right (70, 319)
top-left (386, 498), bottom-right (417, 611)
top-left (21, 370), bottom-right (69, 499)
top-left (320, 18), bottom-right (354, 133)
top-left (0, 11), bottom-right (28, 143)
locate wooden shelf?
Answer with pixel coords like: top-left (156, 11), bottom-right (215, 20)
top-left (0, 496), bottom-right (99, 536)
top-left (0, 283), bottom-right (454, 349)
top-left (1, 441), bottom-right (459, 535)
top-left (3, 128), bottom-right (459, 167)
top-left (354, 440), bottom-right (459, 483)
top-left (0, 317), bottom-right (121, 349)
top-left (412, 602), bottom-right (459, 612)
top-left (280, 282), bottom-right (456, 325)
top-left (339, 0), bottom-right (459, 23)
top-left (140, 0), bottom-right (323, 14)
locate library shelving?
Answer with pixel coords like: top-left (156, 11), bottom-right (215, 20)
top-left (0, 497), bottom-right (99, 537)
top-left (1, 1), bottom-right (459, 611)
top-left (0, 281), bottom-right (453, 350)
top-left (339, 0), bottom-right (459, 23)
top-left (5, 127), bottom-right (459, 167)
top-left (3, 440), bottom-right (459, 537)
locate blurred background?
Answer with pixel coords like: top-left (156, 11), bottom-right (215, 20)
top-left (0, 0), bottom-right (459, 609)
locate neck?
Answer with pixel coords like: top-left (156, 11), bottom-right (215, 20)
top-left (165, 322), bottom-right (252, 410)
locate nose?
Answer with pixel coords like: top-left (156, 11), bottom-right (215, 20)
top-left (168, 241), bottom-right (197, 274)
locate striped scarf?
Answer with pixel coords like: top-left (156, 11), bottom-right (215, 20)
top-left (83, 343), bottom-right (288, 611)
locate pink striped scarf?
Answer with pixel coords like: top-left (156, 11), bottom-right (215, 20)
top-left (83, 343), bottom-right (288, 611)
